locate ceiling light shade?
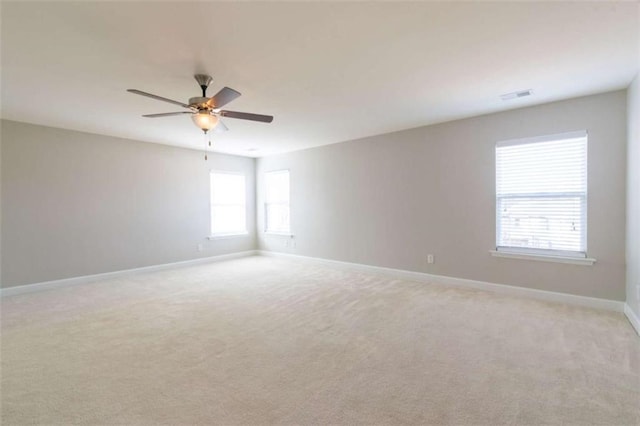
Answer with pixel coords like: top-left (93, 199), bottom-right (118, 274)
top-left (192, 111), bottom-right (218, 132)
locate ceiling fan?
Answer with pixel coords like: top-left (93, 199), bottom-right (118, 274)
top-left (127, 74), bottom-right (273, 135)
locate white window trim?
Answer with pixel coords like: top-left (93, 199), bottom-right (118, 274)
top-left (264, 231), bottom-right (295, 237)
top-left (210, 170), bottom-right (248, 238)
top-left (496, 130), bottom-right (587, 148)
top-left (264, 169), bottom-right (291, 235)
top-left (490, 250), bottom-right (596, 266)
top-left (208, 232), bottom-right (249, 240)
top-left (495, 130), bottom-right (590, 263)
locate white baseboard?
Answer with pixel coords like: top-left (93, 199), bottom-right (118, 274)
top-left (258, 250), bottom-right (625, 313)
top-left (624, 304), bottom-right (640, 336)
top-left (3, 249), bottom-right (631, 322)
top-left (0, 250), bottom-right (258, 297)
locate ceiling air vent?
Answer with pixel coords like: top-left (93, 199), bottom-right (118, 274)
top-left (500, 89), bottom-right (533, 101)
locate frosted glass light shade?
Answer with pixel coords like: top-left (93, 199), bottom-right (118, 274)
top-left (192, 111), bottom-right (218, 131)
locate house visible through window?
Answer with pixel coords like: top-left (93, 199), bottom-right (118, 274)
top-left (210, 171), bottom-right (247, 236)
top-left (495, 131), bottom-right (587, 258)
top-left (265, 170), bottom-right (290, 234)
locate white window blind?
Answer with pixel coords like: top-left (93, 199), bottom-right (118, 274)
top-left (210, 172), bottom-right (247, 236)
top-left (495, 131), bottom-right (587, 257)
top-left (265, 170), bottom-right (290, 234)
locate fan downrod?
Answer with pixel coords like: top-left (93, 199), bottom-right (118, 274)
top-left (194, 74), bottom-right (213, 97)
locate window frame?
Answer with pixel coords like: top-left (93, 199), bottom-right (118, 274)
top-left (209, 170), bottom-right (248, 238)
top-left (493, 130), bottom-right (595, 265)
top-left (264, 169), bottom-right (291, 236)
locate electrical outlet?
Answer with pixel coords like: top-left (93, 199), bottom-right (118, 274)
top-left (197, 243), bottom-right (204, 252)
top-left (427, 254), bottom-right (434, 264)
top-left (291, 240), bottom-right (296, 248)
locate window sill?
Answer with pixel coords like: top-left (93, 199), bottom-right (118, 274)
top-left (264, 231), bottom-right (294, 237)
top-left (490, 250), bottom-right (596, 266)
top-left (208, 232), bottom-right (249, 240)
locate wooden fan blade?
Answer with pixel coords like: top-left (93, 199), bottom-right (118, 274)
top-left (220, 110), bottom-right (273, 123)
top-left (142, 112), bottom-right (193, 118)
top-left (127, 89), bottom-right (191, 109)
top-left (207, 87), bottom-right (241, 108)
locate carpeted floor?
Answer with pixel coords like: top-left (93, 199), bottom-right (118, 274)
top-left (1, 256), bottom-right (639, 425)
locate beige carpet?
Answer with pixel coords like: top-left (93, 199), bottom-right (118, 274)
top-left (1, 256), bottom-right (639, 425)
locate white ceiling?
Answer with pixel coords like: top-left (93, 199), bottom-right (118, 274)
top-left (2, 2), bottom-right (639, 157)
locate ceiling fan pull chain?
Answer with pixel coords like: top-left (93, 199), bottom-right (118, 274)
top-left (203, 131), bottom-right (208, 161)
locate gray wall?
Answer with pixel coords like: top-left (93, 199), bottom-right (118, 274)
top-left (627, 75), bottom-right (640, 316)
top-left (0, 121), bottom-right (3, 287)
top-left (257, 91), bottom-right (627, 301)
top-left (1, 120), bottom-right (256, 288)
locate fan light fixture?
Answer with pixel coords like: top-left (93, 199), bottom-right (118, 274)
top-left (127, 74), bottom-right (273, 160)
top-left (191, 111), bottom-right (219, 133)
top-left (128, 74), bottom-right (273, 135)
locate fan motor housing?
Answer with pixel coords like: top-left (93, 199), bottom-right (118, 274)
top-left (189, 97), bottom-right (210, 109)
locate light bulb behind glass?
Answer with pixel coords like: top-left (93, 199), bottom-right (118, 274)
top-left (192, 111), bottom-right (218, 132)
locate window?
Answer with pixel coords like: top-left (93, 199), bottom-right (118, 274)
top-left (495, 131), bottom-right (587, 258)
top-left (210, 172), bottom-right (247, 236)
top-left (264, 170), bottom-right (290, 234)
